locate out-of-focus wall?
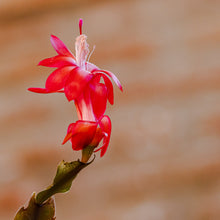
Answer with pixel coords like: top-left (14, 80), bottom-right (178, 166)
top-left (0, 0), bottom-right (220, 219)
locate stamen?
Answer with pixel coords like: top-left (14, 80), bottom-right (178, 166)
top-left (79, 18), bottom-right (83, 35)
top-left (87, 45), bottom-right (96, 63)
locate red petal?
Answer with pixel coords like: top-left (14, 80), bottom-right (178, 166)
top-left (95, 115), bottom-right (111, 157)
top-left (102, 75), bottom-right (114, 105)
top-left (90, 128), bottom-right (105, 148)
top-left (64, 67), bottom-right (93, 101)
top-left (45, 66), bottom-right (74, 92)
top-left (62, 123), bottom-right (75, 144)
top-left (75, 100), bottom-right (83, 120)
top-left (38, 55), bottom-right (76, 68)
top-left (90, 73), bottom-right (114, 105)
top-left (92, 69), bottom-right (123, 92)
top-left (62, 121), bottom-right (97, 151)
top-left (27, 87), bottom-right (53, 94)
top-left (90, 82), bottom-right (108, 120)
top-left (50, 35), bottom-right (75, 58)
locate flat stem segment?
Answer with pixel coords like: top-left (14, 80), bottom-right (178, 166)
top-left (35, 158), bottom-right (94, 205)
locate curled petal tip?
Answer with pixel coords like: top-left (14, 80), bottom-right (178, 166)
top-left (93, 69), bottom-right (123, 92)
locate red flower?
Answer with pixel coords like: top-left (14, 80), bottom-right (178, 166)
top-left (62, 116), bottom-right (111, 157)
top-left (62, 76), bottom-right (112, 157)
top-left (29, 19), bottom-right (123, 158)
top-left (28, 19), bottom-right (122, 102)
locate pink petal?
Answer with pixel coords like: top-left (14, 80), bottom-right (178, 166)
top-left (92, 69), bottom-right (123, 92)
top-left (75, 91), bottom-right (95, 121)
top-left (45, 66), bottom-right (75, 92)
top-left (64, 67), bottom-right (93, 101)
top-left (95, 115), bottom-right (111, 157)
top-left (85, 62), bottom-right (99, 72)
top-left (38, 55), bottom-right (76, 68)
top-left (50, 35), bottom-right (75, 58)
top-left (90, 83), bottom-right (108, 120)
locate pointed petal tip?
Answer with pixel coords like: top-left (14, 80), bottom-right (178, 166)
top-left (38, 60), bottom-right (44, 66)
top-left (100, 151), bottom-right (105, 157)
top-left (38, 59), bottom-right (50, 66)
top-left (120, 85), bottom-right (123, 92)
top-left (67, 97), bottom-right (73, 102)
top-left (94, 146), bottom-right (107, 157)
top-left (115, 80), bottom-right (123, 92)
top-left (109, 99), bottom-right (114, 105)
top-left (62, 132), bottom-right (72, 145)
top-left (50, 34), bottom-right (56, 39)
top-left (27, 87), bottom-right (55, 94)
top-left (50, 35), bottom-right (57, 43)
top-left (50, 34), bottom-right (75, 58)
top-left (65, 92), bottom-right (74, 102)
top-left (28, 87), bottom-right (46, 93)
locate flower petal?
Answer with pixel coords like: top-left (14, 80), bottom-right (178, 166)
top-left (64, 67), bottom-right (93, 101)
top-left (92, 69), bottom-right (123, 92)
top-left (95, 115), bottom-right (111, 157)
top-left (62, 120), bottom-right (97, 151)
top-left (90, 128), bottom-right (105, 148)
top-left (27, 87), bottom-right (54, 94)
top-left (75, 88), bottom-right (96, 121)
top-left (45, 66), bottom-right (75, 92)
top-left (102, 75), bottom-right (114, 105)
top-left (50, 35), bottom-right (75, 58)
top-left (90, 73), bottom-right (114, 105)
top-left (62, 123), bottom-right (75, 145)
top-left (89, 82), bottom-right (108, 120)
top-left (38, 55), bottom-right (76, 68)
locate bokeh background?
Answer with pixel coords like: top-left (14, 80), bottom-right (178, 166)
top-left (0, 0), bottom-right (220, 219)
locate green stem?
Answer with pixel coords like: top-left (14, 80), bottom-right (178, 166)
top-left (81, 146), bottom-right (95, 163)
top-left (15, 158), bottom-right (94, 219)
top-left (36, 158), bottom-right (94, 205)
top-left (14, 193), bottom-right (55, 220)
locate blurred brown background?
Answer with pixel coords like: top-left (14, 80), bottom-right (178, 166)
top-left (0, 0), bottom-right (220, 219)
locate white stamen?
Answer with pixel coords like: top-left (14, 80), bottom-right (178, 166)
top-left (75, 34), bottom-right (89, 69)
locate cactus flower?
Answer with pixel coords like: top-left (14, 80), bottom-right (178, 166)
top-left (28, 19), bottom-right (122, 102)
top-left (28, 19), bottom-right (122, 157)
